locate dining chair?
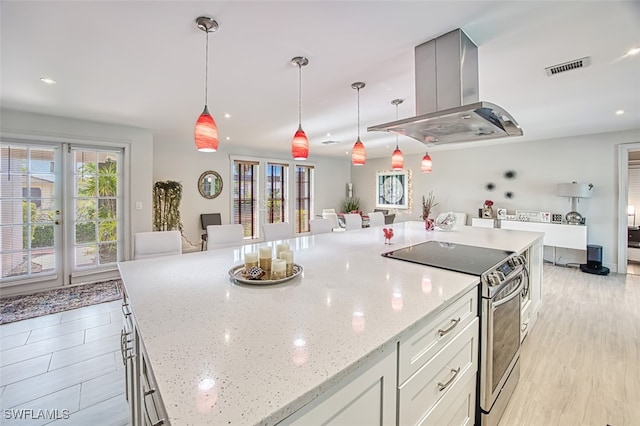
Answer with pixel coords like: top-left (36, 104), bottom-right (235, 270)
top-left (342, 213), bottom-right (362, 231)
top-left (384, 214), bottom-right (396, 225)
top-left (321, 212), bottom-right (345, 232)
top-left (200, 213), bottom-right (222, 250)
top-left (262, 222), bottom-right (292, 242)
top-left (133, 231), bottom-right (182, 260)
top-left (309, 218), bottom-right (333, 235)
top-left (453, 212), bottom-right (468, 229)
top-left (207, 224), bottom-right (245, 250)
top-left (366, 211), bottom-right (386, 227)
top-left (322, 208), bottom-right (336, 214)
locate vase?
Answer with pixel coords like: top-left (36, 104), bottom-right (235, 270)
top-left (425, 218), bottom-right (435, 231)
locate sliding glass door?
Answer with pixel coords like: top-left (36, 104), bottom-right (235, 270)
top-left (1, 141), bottom-right (123, 291)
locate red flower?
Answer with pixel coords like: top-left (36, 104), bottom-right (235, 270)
top-left (484, 200), bottom-right (494, 207)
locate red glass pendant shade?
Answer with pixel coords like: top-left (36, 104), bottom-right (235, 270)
top-left (195, 106), bottom-right (219, 152)
top-left (421, 152), bottom-right (432, 173)
top-left (352, 139), bottom-right (366, 166)
top-left (391, 147), bottom-right (404, 170)
top-left (292, 125), bottom-right (309, 160)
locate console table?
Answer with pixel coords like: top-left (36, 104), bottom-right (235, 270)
top-left (500, 220), bottom-right (587, 264)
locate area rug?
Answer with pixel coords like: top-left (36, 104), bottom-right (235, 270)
top-left (0, 280), bottom-right (123, 324)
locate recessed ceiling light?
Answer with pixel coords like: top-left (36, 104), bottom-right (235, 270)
top-left (625, 47), bottom-right (640, 56)
top-left (40, 77), bottom-right (56, 85)
top-left (326, 132), bottom-right (331, 137)
top-left (224, 113), bottom-right (231, 118)
top-left (616, 110), bottom-right (625, 115)
top-left (226, 136), bottom-right (230, 140)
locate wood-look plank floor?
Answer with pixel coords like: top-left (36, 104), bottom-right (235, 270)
top-left (499, 265), bottom-right (640, 426)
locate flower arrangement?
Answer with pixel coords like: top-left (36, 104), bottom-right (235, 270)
top-left (421, 191), bottom-right (439, 220)
top-left (484, 199), bottom-right (494, 208)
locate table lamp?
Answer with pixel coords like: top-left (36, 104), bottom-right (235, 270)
top-left (555, 182), bottom-right (593, 225)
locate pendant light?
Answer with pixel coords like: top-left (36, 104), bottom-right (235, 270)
top-left (291, 56), bottom-right (309, 160)
top-left (351, 82), bottom-right (366, 166)
top-left (390, 98), bottom-right (404, 170)
top-left (194, 16), bottom-right (219, 152)
top-left (421, 152), bottom-right (433, 173)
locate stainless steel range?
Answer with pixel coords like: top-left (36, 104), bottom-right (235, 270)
top-left (382, 240), bottom-right (528, 426)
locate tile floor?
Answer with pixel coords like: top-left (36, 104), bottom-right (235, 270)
top-left (0, 300), bottom-right (128, 426)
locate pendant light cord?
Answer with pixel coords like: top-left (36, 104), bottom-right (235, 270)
top-left (298, 63), bottom-right (302, 126)
top-left (357, 87), bottom-right (361, 139)
top-left (395, 103), bottom-right (399, 149)
top-left (204, 29), bottom-right (209, 106)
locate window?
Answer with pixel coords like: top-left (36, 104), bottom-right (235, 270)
top-left (295, 165), bottom-right (313, 234)
top-left (266, 163), bottom-right (287, 224)
top-left (233, 160), bottom-right (258, 238)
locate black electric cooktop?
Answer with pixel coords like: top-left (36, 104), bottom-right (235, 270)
top-left (382, 240), bottom-right (513, 276)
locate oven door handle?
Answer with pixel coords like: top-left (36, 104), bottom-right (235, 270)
top-left (492, 280), bottom-right (524, 309)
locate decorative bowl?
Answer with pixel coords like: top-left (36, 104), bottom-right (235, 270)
top-left (435, 212), bottom-right (457, 231)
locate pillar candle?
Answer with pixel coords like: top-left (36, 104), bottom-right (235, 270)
top-left (259, 246), bottom-right (272, 272)
top-left (279, 250), bottom-right (294, 276)
top-left (244, 252), bottom-right (258, 270)
top-left (271, 259), bottom-right (286, 279)
top-left (276, 243), bottom-right (290, 258)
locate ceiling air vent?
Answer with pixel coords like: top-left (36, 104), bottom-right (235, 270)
top-left (545, 57), bottom-right (591, 76)
top-left (320, 140), bottom-right (340, 145)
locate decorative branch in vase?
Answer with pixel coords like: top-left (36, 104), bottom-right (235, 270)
top-left (421, 191), bottom-right (439, 230)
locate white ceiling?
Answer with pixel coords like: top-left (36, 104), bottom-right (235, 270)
top-left (2, 1), bottom-right (639, 160)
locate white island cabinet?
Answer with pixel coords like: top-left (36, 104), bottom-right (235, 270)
top-left (118, 222), bottom-right (543, 426)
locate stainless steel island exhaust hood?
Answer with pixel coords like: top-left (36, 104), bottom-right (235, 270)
top-left (368, 29), bottom-right (522, 146)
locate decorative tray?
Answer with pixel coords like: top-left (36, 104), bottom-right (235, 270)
top-left (228, 263), bottom-right (303, 285)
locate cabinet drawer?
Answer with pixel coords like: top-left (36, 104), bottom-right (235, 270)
top-left (398, 318), bottom-right (479, 426)
top-left (141, 353), bottom-right (168, 426)
top-left (399, 288), bottom-right (478, 384)
top-left (416, 366), bottom-right (477, 426)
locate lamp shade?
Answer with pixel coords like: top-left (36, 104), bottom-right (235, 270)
top-left (555, 182), bottom-right (593, 198)
top-left (352, 139), bottom-right (366, 166)
top-left (195, 106), bottom-right (219, 152)
top-left (391, 147), bottom-right (404, 170)
top-left (629, 205), bottom-right (635, 215)
top-left (421, 153), bottom-right (432, 173)
top-left (292, 126), bottom-right (309, 160)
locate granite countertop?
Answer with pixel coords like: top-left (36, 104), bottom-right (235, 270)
top-left (118, 221), bottom-right (542, 425)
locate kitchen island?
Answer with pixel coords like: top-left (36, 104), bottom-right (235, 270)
top-left (118, 221), bottom-right (543, 425)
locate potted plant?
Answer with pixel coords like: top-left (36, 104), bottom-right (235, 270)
top-left (421, 191), bottom-right (439, 230)
top-left (153, 180), bottom-right (184, 232)
top-left (341, 196), bottom-right (361, 214)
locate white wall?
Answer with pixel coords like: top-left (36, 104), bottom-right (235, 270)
top-left (351, 129), bottom-right (640, 271)
top-left (153, 131), bottom-right (351, 246)
top-left (0, 109), bottom-right (154, 260)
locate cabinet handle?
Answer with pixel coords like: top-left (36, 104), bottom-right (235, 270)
top-left (143, 387), bottom-right (165, 426)
top-left (438, 318), bottom-right (460, 337)
top-left (521, 320), bottom-right (530, 333)
top-left (437, 367), bottom-right (461, 391)
top-left (120, 330), bottom-right (126, 365)
top-left (121, 303), bottom-right (132, 317)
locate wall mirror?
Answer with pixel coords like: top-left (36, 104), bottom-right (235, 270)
top-left (198, 171), bottom-right (223, 199)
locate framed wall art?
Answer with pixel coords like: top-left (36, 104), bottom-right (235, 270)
top-left (376, 170), bottom-right (410, 209)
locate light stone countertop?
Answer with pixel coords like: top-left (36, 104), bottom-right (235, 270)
top-left (118, 221), bottom-right (543, 425)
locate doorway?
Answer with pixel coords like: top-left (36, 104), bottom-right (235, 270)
top-left (1, 141), bottom-right (123, 294)
top-left (618, 143), bottom-right (640, 274)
